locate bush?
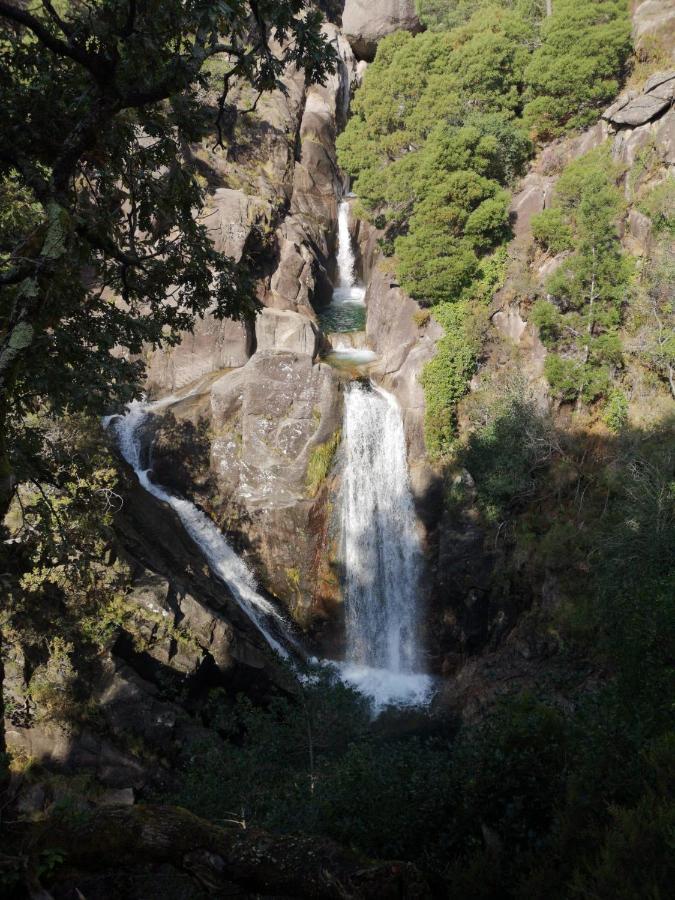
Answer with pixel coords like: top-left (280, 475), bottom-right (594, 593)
top-left (531, 207), bottom-right (574, 254)
top-left (461, 383), bottom-right (555, 521)
top-left (603, 389), bottom-right (629, 432)
top-left (523, 0), bottom-right (632, 139)
top-left (638, 177), bottom-right (675, 236)
top-left (421, 301), bottom-right (482, 456)
top-left (544, 354), bottom-right (582, 401)
top-left (531, 298), bottom-right (561, 346)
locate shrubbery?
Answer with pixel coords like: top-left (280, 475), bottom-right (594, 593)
top-left (531, 148), bottom-right (632, 404)
top-left (523, 0), bottom-right (632, 139)
top-left (338, 1), bottom-right (631, 452)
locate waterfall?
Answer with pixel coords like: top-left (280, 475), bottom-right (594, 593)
top-left (107, 398), bottom-right (290, 659)
top-left (333, 200), bottom-right (366, 304)
top-left (339, 382), bottom-right (432, 709)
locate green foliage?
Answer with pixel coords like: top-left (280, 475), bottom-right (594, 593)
top-left (461, 380), bottom-right (556, 521)
top-left (421, 302), bottom-right (483, 457)
top-left (531, 207), bottom-right (574, 254)
top-left (638, 176), bottom-right (675, 236)
top-left (530, 298), bottom-right (561, 346)
top-left (532, 149), bottom-right (632, 404)
top-left (337, 9), bottom-right (533, 304)
top-left (0, 0), bottom-right (336, 514)
top-left (603, 389), bottom-right (629, 432)
top-left (523, 0), bottom-right (632, 139)
top-left (306, 429), bottom-right (341, 497)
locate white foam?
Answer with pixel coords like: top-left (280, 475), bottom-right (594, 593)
top-left (338, 663), bottom-right (435, 713)
top-left (329, 343), bottom-right (377, 364)
top-left (332, 285), bottom-right (366, 305)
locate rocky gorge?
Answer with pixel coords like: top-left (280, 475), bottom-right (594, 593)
top-left (1, 1), bottom-right (674, 897)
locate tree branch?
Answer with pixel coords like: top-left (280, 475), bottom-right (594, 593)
top-left (0, 2), bottom-right (108, 82)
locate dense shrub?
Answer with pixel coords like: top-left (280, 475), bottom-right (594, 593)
top-left (531, 149), bottom-right (632, 403)
top-left (523, 0), bottom-right (632, 139)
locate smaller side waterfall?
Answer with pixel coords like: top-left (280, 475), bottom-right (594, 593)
top-left (108, 398), bottom-right (290, 659)
top-left (339, 383), bottom-right (432, 709)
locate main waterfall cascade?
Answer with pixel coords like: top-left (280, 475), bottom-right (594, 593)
top-left (107, 195), bottom-right (433, 712)
top-left (338, 383), bottom-right (432, 709)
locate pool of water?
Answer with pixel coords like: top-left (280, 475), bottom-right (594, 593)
top-left (318, 300), bottom-right (366, 333)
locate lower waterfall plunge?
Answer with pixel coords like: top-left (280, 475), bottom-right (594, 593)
top-left (337, 383), bottom-right (432, 710)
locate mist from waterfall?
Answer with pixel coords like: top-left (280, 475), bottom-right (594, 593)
top-left (107, 398), bottom-right (289, 659)
top-left (339, 382), bottom-right (432, 709)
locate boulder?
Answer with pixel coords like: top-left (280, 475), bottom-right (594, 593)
top-left (146, 316), bottom-right (254, 393)
top-left (509, 173), bottom-right (556, 236)
top-left (633, 1), bottom-right (675, 53)
top-left (603, 71), bottom-right (675, 128)
top-left (342, 0), bottom-right (423, 61)
top-left (255, 308), bottom-right (320, 358)
top-left (207, 352), bottom-right (342, 625)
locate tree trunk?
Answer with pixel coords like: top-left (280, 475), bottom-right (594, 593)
top-left (545, 0), bottom-right (553, 16)
top-left (25, 804), bottom-right (431, 898)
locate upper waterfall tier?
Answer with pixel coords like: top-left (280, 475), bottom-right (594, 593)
top-left (318, 200), bottom-right (367, 334)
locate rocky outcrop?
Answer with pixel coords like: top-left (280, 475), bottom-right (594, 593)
top-left (255, 308), bottom-right (320, 358)
top-left (147, 26), bottom-right (358, 392)
top-left (354, 219), bottom-right (442, 468)
top-left (148, 352), bottom-right (342, 630)
top-left (603, 70), bottom-right (675, 128)
top-left (343, 0), bottom-right (423, 61)
top-left (632, 0), bottom-right (675, 53)
top-left (26, 804), bottom-right (431, 899)
top-left (266, 24), bottom-right (359, 314)
top-left (208, 352), bottom-right (342, 626)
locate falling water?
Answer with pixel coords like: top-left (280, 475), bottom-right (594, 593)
top-left (107, 397), bottom-right (289, 659)
top-left (318, 201), bottom-right (367, 338)
top-left (339, 382), bottom-right (432, 709)
top-left (334, 200), bottom-right (364, 303)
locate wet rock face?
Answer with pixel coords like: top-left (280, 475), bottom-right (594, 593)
top-left (342, 0), bottom-right (423, 61)
top-left (356, 221), bottom-right (443, 467)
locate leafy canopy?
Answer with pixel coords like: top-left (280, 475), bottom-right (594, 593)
top-left (0, 0), bottom-right (336, 512)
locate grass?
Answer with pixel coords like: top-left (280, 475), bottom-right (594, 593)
top-left (306, 430), bottom-right (341, 497)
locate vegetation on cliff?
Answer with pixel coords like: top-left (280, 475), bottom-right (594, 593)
top-left (1, 3), bottom-right (673, 898)
top-left (337, 0), bottom-right (633, 452)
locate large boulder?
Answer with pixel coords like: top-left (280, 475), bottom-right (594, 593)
top-left (146, 316), bottom-right (254, 393)
top-left (255, 308), bottom-right (320, 358)
top-left (151, 352), bottom-right (343, 629)
top-left (633, 0), bottom-right (675, 57)
top-left (603, 71), bottom-right (675, 128)
top-left (342, 0), bottom-right (423, 61)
